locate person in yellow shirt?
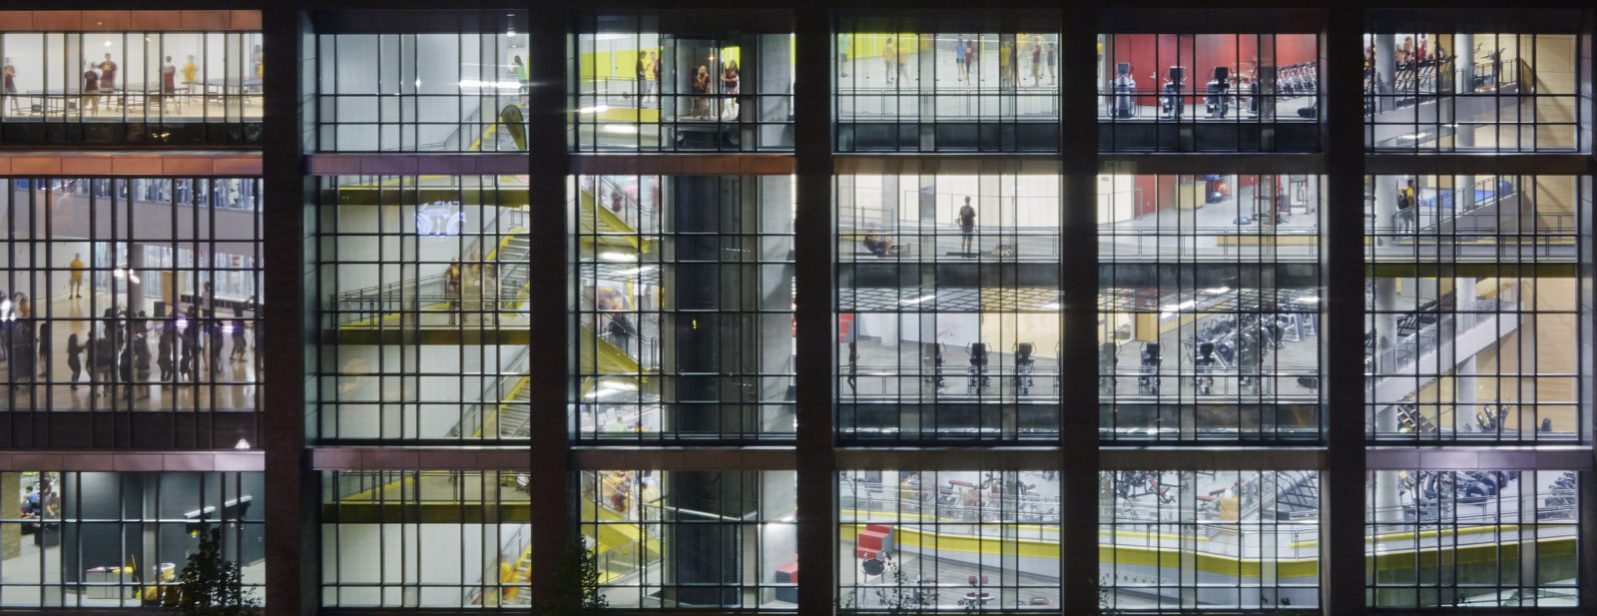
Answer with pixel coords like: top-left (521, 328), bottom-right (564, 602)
top-left (883, 37), bottom-right (897, 85)
top-left (69, 253), bottom-right (85, 299)
top-left (181, 55), bottom-right (198, 108)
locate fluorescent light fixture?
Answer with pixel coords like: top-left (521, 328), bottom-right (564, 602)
top-left (1298, 295), bottom-right (1321, 304)
top-left (616, 266), bottom-right (656, 276)
top-left (900, 294), bottom-right (936, 305)
top-left (602, 124), bottom-right (639, 134)
top-left (1205, 286), bottom-right (1231, 295)
top-left (458, 79), bottom-right (523, 91)
top-left (577, 105), bottom-right (611, 114)
top-left (598, 251), bottom-right (638, 262)
top-left (1039, 302), bottom-right (1062, 311)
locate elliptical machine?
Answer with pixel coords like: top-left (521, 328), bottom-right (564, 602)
top-left (1112, 62), bottom-right (1136, 118)
top-left (1137, 342), bottom-right (1160, 395)
top-left (967, 342), bottom-right (991, 394)
top-left (1194, 340), bottom-right (1216, 396)
top-left (1205, 66), bottom-right (1230, 118)
top-left (1015, 342), bottom-right (1036, 396)
top-left (1160, 66), bottom-right (1185, 119)
top-left (1099, 341), bottom-right (1119, 395)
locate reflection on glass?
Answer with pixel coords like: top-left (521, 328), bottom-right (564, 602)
top-left (1097, 33), bottom-right (1321, 152)
top-left (838, 470), bottom-right (1060, 611)
top-left (579, 470), bottom-right (796, 609)
top-left (836, 171), bottom-right (1062, 442)
top-left (319, 470), bottom-right (532, 608)
top-left (571, 15), bottom-right (794, 152)
top-left (1101, 470), bottom-right (1320, 611)
top-left (0, 471), bottom-right (264, 608)
top-left (1367, 470), bottom-right (1579, 608)
top-left (570, 175), bottom-right (795, 441)
top-left (1363, 33), bottom-right (1580, 152)
top-left (313, 175), bottom-right (531, 442)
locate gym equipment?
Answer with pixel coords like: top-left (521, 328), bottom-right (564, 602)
top-left (1194, 341), bottom-right (1216, 396)
top-left (1137, 342), bottom-right (1160, 395)
top-left (1112, 62), bottom-right (1136, 118)
top-left (1015, 342), bottom-right (1036, 396)
top-left (1099, 341), bottom-right (1118, 395)
top-left (1161, 66), bottom-right (1184, 119)
top-left (1205, 66), bottom-right (1230, 118)
top-left (967, 342), bottom-right (991, 394)
top-left (929, 342), bottom-right (947, 390)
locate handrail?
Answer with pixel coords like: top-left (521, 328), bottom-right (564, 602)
top-left (449, 346), bottom-right (532, 439)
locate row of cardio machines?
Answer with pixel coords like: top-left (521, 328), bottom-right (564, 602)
top-left (1110, 63), bottom-right (1319, 119)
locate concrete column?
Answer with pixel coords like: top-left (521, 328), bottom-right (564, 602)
top-left (1375, 35), bottom-right (1396, 108)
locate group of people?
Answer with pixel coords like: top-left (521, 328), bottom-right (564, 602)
top-left (73, 52), bottom-right (201, 116)
top-left (443, 257), bottom-right (510, 326)
top-left (686, 60), bottom-right (739, 120)
top-left (864, 35), bottom-right (1056, 89)
top-left (2, 282), bottom-right (257, 407)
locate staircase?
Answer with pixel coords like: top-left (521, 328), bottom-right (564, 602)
top-left (1369, 299), bottom-right (1521, 429)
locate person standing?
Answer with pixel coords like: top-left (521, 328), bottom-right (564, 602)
top-left (3, 58), bottom-right (17, 116)
top-left (691, 66), bottom-right (712, 119)
top-left (66, 333), bottom-right (84, 390)
top-left (882, 37), bottom-right (897, 85)
top-left (160, 56), bottom-right (177, 114)
top-left (720, 60), bottom-right (740, 120)
top-left (1396, 178), bottom-right (1418, 234)
top-left (157, 326), bottom-right (174, 384)
top-left (230, 318), bottom-right (247, 362)
top-left (1046, 40), bottom-right (1057, 85)
top-left (955, 36), bottom-right (968, 83)
top-left (957, 196), bottom-right (977, 254)
top-left (444, 258), bottom-right (462, 325)
top-left (1030, 35), bottom-right (1043, 86)
top-left (98, 53), bottom-right (118, 104)
top-left (67, 253), bottom-right (85, 299)
top-left (512, 55), bottom-right (529, 91)
top-left (36, 322), bottom-right (50, 379)
top-left (82, 63), bottom-right (101, 116)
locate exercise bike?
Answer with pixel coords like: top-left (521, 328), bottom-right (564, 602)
top-left (1137, 342), bottom-right (1160, 395)
top-left (1194, 341), bottom-right (1217, 396)
top-left (966, 342), bottom-right (991, 394)
top-left (1015, 342), bottom-right (1036, 396)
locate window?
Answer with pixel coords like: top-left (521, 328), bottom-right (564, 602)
top-left (1, 178), bottom-right (263, 447)
top-left (0, 31), bottom-right (263, 144)
top-left (835, 16), bottom-right (1060, 152)
top-left (836, 169), bottom-right (1062, 442)
top-left (838, 470), bottom-right (1060, 611)
top-left (1096, 33), bottom-right (1321, 152)
top-left (0, 470), bottom-right (263, 608)
top-left (1098, 174), bottom-right (1323, 442)
top-left (1364, 33), bottom-right (1582, 152)
top-left (312, 175), bottom-right (530, 443)
top-left (319, 470), bottom-right (531, 608)
top-left (570, 14), bottom-right (794, 152)
top-left (1364, 175), bottom-right (1583, 443)
top-left (578, 470), bottom-right (796, 609)
top-left (1100, 470), bottom-right (1321, 611)
top-left (1367, 469), bottom-right (1579, 608)
top-left (315, 29), bottom-right (529, 152)
top-left (570, 175), bottom-right (795, 442)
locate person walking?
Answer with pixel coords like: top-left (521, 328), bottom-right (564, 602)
top-left (36, 322), bottom-right (50, 379)
top-left (955, 36), bottom-right (968, 83)
top-left (69, 253), bottom-right (85, 299)
top-left (882, 37), bottom-right (897, 85)
top-left (444, 258), bottom-right (462, 325)
top-left (1395, 178), bottom-right (1417, 234)
top-left (65, 333), bottom-right (83, 390)
top-left (957, 196), bottom-right (977, 254)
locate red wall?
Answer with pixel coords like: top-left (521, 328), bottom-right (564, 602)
top-left (1110, 33), bottom-right (1319, 104)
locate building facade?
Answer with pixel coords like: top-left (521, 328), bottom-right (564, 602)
top-left (0, 2), bottom-right (1593, 615)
